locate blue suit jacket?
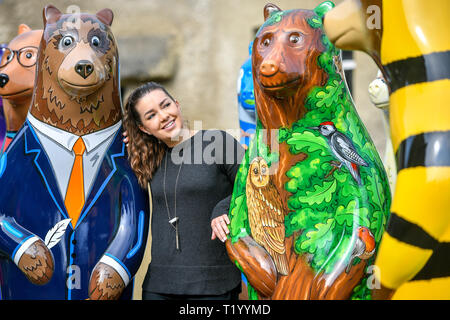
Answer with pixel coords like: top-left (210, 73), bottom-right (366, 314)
top-left (0, 120), bottom-right (149, 300)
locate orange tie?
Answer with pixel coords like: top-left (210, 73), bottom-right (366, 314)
top-left (65, 137), bottom-right (86, 228)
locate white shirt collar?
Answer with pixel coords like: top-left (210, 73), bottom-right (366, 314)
top-left (27, 112), bottom-right (122, 153)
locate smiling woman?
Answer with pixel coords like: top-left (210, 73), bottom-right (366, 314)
top-left (134, 87), bottom-right (184, 148)
top-left (123, 82), bottom-right (244, 300)
top-left (123, 82), bottom-right (181, 185)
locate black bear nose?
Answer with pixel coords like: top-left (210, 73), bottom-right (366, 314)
top-left (0, 73), bottom-right (9, 88)
top-left (74, 60), bottom-right (94, 79)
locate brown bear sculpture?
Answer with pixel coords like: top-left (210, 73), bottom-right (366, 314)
top-left (0, 24), bottom-right (42, 152)
top-left (226, 2), bottom-right (391, 300)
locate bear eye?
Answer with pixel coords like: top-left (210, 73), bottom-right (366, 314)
top-left (262, 38), bottom-right (271, 47)
top-left (91, 36), bottom-right (100, 47)
top-left (289, 34), bottom-right (302, 44)
top-left (62, 36), bottom-right (73, 47)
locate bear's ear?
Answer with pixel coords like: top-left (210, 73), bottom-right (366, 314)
top-left (264, 3), bottom-right (282, 21)
top-left (96, 8), bottom-right (114, 26)
top-left (43, 5), bottom-right (62, 25)
top-left (17, 24), bottom-right (32, 35)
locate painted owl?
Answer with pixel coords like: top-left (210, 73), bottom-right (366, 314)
top-left (246, 157), bottom-right (289, 276)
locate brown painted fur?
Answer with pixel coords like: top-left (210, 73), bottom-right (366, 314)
top-left (30, 12), bottom-right (121, 135)
top-left (252, 7), bottom-right (328, 201)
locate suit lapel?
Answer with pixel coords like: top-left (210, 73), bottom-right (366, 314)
top-left (24, 121), bottom-right (70, 223)
top-left (74, 128), bottom-right (125, 229)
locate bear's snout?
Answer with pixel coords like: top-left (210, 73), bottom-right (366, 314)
top-left (260, 60), bottom-right (279, 77)
top-left (75, 60), bottom-right (94, 79)
top-left (0, 73), bottom-right (9, 88)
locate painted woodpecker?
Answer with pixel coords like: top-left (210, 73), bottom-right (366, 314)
top-left (309, 121), bottom-right (368, 185)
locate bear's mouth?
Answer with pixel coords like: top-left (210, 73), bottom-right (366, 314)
top-left (0, 88), bottom-right (33, 97)
top-left (259, 76), bottom-right (301, 90)
top-left (61, 79), bottom-right (101, 88)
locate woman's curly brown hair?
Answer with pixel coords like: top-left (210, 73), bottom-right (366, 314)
top-left (123, 82), bottom-right (175, 188)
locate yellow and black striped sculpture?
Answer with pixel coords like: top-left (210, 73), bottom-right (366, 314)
top-left (324, 0), bottom-right (450, 299)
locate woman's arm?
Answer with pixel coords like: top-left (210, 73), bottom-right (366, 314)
top-left (210, 131), bottom-right (245, 242)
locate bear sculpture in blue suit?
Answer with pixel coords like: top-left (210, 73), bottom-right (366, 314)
top-left (0, 5), bottom-right (148, 300)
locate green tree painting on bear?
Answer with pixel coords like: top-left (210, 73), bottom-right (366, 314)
top-left (226, 2), bottom-right (391, 300)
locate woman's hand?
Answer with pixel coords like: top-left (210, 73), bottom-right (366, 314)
top-left (122, 131), bottom-right (129, 146)
top-left (211, 214), bottom-right (230, 242)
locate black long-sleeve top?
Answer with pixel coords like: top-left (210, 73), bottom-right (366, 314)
top-left (142, 130), bottom-right (244, 295)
